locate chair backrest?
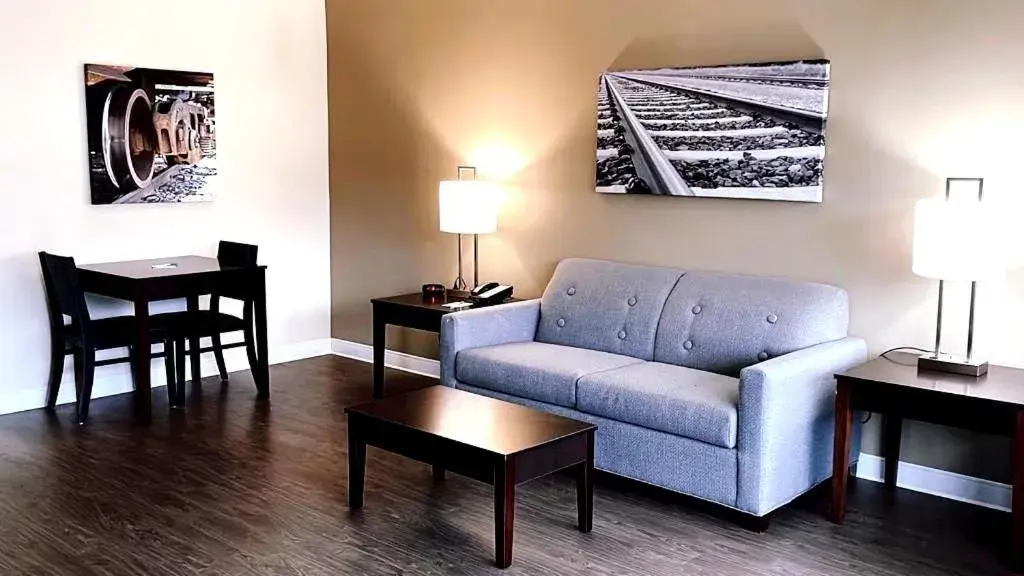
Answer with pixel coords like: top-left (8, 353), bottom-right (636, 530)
top-left (218, 241), bottom-right (258, 268)
top-left (213, 241), bottom-right (259, 305)
top-left (38, 252), bottom-right (90, 325)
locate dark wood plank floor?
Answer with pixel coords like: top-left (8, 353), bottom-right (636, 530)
top-left (0, 354), bottom-right (1015, 575)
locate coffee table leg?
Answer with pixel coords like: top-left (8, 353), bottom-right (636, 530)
top-left (349, 423), bottom-right (366, 509)
top-left (577, 430), bottom-right (594, 533)
top-left (494, 457), bottom-right (515, 569)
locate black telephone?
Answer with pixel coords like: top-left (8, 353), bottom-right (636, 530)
top-left (469, 282), bottom-right (514, 306)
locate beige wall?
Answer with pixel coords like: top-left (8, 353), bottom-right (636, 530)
top-left (327, 0), bottom-right (1024, 481)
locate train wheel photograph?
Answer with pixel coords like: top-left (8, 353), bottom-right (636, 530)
top-left (84, 64), bottom-right (217, 205)
top-left (595, 60), bottom-right (829, 203)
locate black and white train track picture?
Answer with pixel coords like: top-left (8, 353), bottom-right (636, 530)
top-left (595, 60), bottom-right (829, 203)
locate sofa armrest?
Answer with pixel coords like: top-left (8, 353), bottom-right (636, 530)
top-left (736, 336), bottom-right (867, 516)
top-left (439, 299), bottom-right (541, 388)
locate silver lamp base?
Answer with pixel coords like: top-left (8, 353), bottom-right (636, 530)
top-left (918, 353), bottom-right (989, 377)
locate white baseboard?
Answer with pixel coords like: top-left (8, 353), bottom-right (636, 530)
top-left (853, 452), bottom-right (1011, 512)
top-left (269, 338), bottom-right (335, 365)
top-left (330, 338), bottom-right (440, 379)
top-left (0, 337), bottom-right (333, 417)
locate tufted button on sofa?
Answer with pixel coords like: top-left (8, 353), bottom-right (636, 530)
top-left (440, 258), bottom-right (866, 524)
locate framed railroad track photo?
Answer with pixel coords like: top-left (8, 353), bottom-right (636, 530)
top-left (595, 59), bottom-right (830, 203)
top-left (84, 64), bottom-right (217, 205)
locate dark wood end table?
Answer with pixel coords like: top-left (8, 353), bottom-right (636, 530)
top-left (346, 385), bottom-right (596, 569)
top-left (831, 352), bottom-right (1024, 566)
top-left (370, 290), bottom-right (519, 399)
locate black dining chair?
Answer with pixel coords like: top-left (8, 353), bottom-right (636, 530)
top-left (39, 252), bottom-right (177, 424)
top-left (158, 241), bottom-right (259, 403)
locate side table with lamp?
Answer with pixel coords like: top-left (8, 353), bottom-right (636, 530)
top-left (829, 177), bottom-right (1024, 567)
top-left (369, 166), bottom-right (517, 399)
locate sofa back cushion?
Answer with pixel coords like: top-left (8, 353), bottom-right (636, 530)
top-left (653, 271), bottom-right (849, 375)
top-left (535, 258), bottom-right (683, 360)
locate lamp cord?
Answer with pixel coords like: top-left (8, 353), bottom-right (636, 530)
top-left (879, 346), bottom-right (931, 363)
top-left (856, 346), bottom-right (932, 426)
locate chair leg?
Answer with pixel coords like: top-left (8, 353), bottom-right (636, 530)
top-left (244, 323), bottom-right (259, 380)
top-left (211, 333), bottom-right (229, 382)
top-left (77, 348), bottom-right (96, 425)
top-left (128, 345), bottom-right (137, 391)
top-left (45, 337), bottom-right (66, 409)
top-left (164, 340), bottom-right (178, 407)
top-left (72, 350), bottom-right (84, 408)
top-left (175, 338), bottom-right (187, 405)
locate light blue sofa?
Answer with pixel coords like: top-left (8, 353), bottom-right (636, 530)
top-left (440, 258), bottom-right (864, 523)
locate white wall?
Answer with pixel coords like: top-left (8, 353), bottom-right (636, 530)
top-left (0, 0), bottom-right (331, 413)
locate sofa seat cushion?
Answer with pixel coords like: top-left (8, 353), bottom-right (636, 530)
top-left (456, 342), bottom-right (644, 408)
top-left (576, 362), bottom-right (739, 448)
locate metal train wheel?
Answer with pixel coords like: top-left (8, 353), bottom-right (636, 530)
top-left (100, 86), bottom-right (157, 191)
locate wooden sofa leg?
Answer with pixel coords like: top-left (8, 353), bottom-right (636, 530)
top-left (739, 512), bottom-right (772, 533)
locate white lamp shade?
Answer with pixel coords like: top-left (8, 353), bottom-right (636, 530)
top-left (912, 197), bottom-right (1004, 281)
top-left (438, 180), bottom-right (499, 234)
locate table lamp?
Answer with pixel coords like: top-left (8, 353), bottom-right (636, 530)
top-left (912, 177), bottom-right (1003, 377)
top-left (438, 166), bottom-right (499, 290)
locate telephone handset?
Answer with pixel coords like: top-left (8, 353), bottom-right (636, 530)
top-left (469, 282), bottom-right (514, 306)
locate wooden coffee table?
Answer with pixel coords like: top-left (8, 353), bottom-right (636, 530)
top-left (345, 386), bottom-right (596, 569)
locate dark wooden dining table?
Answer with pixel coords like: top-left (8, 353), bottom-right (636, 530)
top-left (77, 255), bottom-right (269, 424)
